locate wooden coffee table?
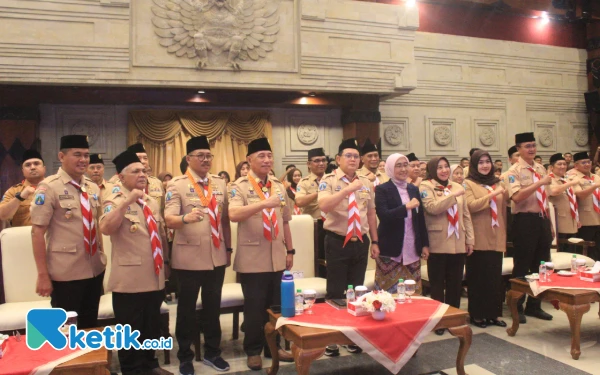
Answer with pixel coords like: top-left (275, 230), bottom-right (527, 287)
top-left (506, 278), bottom-right (600, 360)
top-left (265, 305), bottom-right (471, 375)
top-left (51, 338), bottom-right (111, 374)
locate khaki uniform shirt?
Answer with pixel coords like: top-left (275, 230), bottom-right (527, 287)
top-left (357, 166), bottom-right (390, 186)
top-left (464, 179), bottom-right (506, 252)
top-left (30, 168), bottom-right (106, 281)
top-left (96, 179), bottom-right (115, 200)
top-left (108, 174), bottom-right (120, 184)
top-left (100, 188), bottom-right (166, 293)
top-left (164, 171), bottom-right (228, 270)
top-left (0, 180), bottom-right (35, 227)
top-left (420, 179), bottom-right (474, 254)
top-left (229, 172), bottom-right (292, 273)
top-left (295, 172), bottom-right (323, 219)
top-left (549, 175), bottom-right (579, 234)
top-left (571, 170), bottom-right (600, 227)
top-left (506, 157), bottom-right (548, 214)
top-left (318, 168), bottom-right (375, 236)
top-left (147, 175), bottom-right (164, 207)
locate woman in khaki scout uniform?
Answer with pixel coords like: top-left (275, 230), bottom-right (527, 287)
top-left (420, 156), bottom-right (474, 335)
top-left (296, 148), bottom-right (329, 277)
top-left (506, 132), bottom-right (553, 322)
top-left (31, 135), bottom-right (106, 329)
top-left (99, 150), bottom-right (171, 375)
top-left (548, 153), bottom-right (581, 253)
top-left (0, 149), bottom-right (46, 227)
top-left (285, 168), bottom-right (302, 215)
top-left (571, 151), bottom-right (600, 260)
top-left (164, 136), bottom-right (231, 374)
top-left (464, 150), bottom-right (508, 329)
top-left (228, 138), bottom-right (295, 371)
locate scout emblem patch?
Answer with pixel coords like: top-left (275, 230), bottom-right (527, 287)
top-left (230, 189), bottom-right (236, 197)
top-left (112, 186), bottom-right (120, 194)
top-left (420, 190), bottom-right (428, 198)
top-left (509, 175), bottom-right (515, 183)
top-left (104, 205), bottom-right (112, 214)
top-left (34, 193), bottom-right (45, 205)
top-left (319, 182), bottom-right (327, 191)
top-left (166, 191), bottom-right (173, 201)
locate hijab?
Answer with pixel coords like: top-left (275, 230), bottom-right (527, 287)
top-left (449, 164), bottom-right (463, 183)
top-left (385, 153), bottom-right (409, 188)
top-left (426, 157), bottom-right (450, 187)
top-left (467, 149), bottom-right (500, 186)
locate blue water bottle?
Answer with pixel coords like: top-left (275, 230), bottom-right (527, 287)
top-left (281, 271), bottom-right (296, 317)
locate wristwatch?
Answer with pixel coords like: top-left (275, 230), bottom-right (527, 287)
top-left (371, 241), bottom-right (379, 245)
top-left (226, 248), bottom-right (233, 253)
top-left (15, 192), bottom-right (25, 202)
top-left (286, 249), bottom-right (296, 255)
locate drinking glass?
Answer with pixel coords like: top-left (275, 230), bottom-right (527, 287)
top-left (545, 262), bottom-right (554, 281)
top-left (405, 280), bottom-right (416, 303)
top-left (303, 289), bottom-right (317, 315)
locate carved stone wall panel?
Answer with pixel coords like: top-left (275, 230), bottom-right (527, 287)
top-left (381, 117), bottom-right (409, 152)
top-left (426, 117), bottom-right (458, 156)
top-left (533, 120), bottom-right (557, 152)
top-left (472, 119), bottom-right (500, 152)
top-left (571, 122), bottom-right (589, 151)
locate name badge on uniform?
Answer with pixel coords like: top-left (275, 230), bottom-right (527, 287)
top-left (59, 195), bottom-right (74, 200)
top-left (186, 193), bottom-right (196, 197)
top-left (335, 186), bottom-right (342, 191)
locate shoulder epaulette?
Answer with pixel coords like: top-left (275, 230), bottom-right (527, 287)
top-left (172, 175), bottom-right (188, 182)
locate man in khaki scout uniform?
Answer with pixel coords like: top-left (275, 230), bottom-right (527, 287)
top-left (357, 138), bottom-right (389, 187)
top-left (547, 153), bottom-right (580, 253)
top-left (406, 153), bottom-right (422, 187)
top-left (31, 135), bottom-right (106, 329)
top-left (126, 143), bottom-right (164, 206)
top-left (0, 149), bottom-right (46, 227)
top-left (571, 151), bottom-right (600, 260)
top-left (164, 136), bottom-right (231, 375)
top-left (86, 153), bottom-right (115, 199)
top-left (295, 147), bottom-right (328, 277)
top-left (229, 137), bottom-right (295, 371)
top-left (99, 150), bottom-right (172, 375)
top-left (506, 132), bottom-right (553, 323)
top-left (501, 145), bottom-right (520, 256)
top-left (318, 138), bottom-right (379, 357)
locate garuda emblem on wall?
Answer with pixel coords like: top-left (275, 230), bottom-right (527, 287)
top-left (151, 0), bottom-right (280, 70)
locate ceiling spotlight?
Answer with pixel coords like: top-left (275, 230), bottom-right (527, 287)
top-left (308, 92), bottom-right (316, 97)
top-left (540, 11), bottom-right (550, 24)
top-left (197, 90), bottom-right (205, 94)
top-left (406, 0), bottom-right (416, 7)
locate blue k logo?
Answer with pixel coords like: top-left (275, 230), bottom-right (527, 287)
top-left (27, 308), bottom-right (68, 350)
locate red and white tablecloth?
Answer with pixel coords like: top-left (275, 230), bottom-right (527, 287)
top-left (276, 296), bottom-right (448, 374)
top-left (0, 337), bottom-right (91, 375)
top-left (530, 276), bottom-right (600, 296)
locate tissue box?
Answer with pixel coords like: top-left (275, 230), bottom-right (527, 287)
top-left (347, 301), bottom-right (369, 317)
top-left (580, 271), bottom-right (600, 282)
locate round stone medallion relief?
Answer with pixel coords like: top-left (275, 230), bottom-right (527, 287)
top-left (297, 125), bottom-right (318, 145)
top-left (71, 121), bottom-right (99, 147)
top-left (434, 126), bottom-right (452, 146)
top-left (384, 124), bottom-right (403, 146)
top-left (479, 128), bottom-right (495, 147)
top-left (538, 129), bottom-right (553, 148)
top-left (575, 129), bottom-right (588, 147)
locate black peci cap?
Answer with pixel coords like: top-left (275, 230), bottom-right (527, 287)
top-left (515, 132), bottom-right (535, 144)
top-left (60, 135), bottom-right (89, 149)
top-left (308, 147), bottom-right (326, 160)
top-left (360, 138), bottom-right (378, 156)
top-left (573, 152), bottom-right (590, 162)
top-left (406, 153), bottom-right (418, 162)
top-left (186, 136), bottom-right (210, 154)
top-left (246, 137), bottom-right (272, 156)
top-left (508, 145), bottom-right (518, 158)
top-left (127, 143), bottom-right (146, 154)
top-left (22, 149), bottom-right (43, 164)
top-left (549, 153), bottom-right (565, 165)
top-left (113, 150), bottom-right (141, 173)
top-left (338, 138), bottom-right (360, 155)
top-left (89, 154), bottom-right (104, 165)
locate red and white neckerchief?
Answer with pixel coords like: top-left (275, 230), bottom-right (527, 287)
top-left (340, 175), bottom-right (363, 247)
top-left (247, 177), bottom-right (280, 241)
top-left (550, 173), bottom-right (579, 220)
top-left (482, 185), bottom-right (500, 228)
top-left (582, 175), bottom-right (600, 214)
top-left (288, 187), bottom-right (301, 215)
top-left (186, 171), bottom-right (220, 247)
top-left (68, 180), bottom-right (97, 256)
top-left (526, 166), bottom-right (549, 217)
top-left (438, 182), bottom-right (459, 239)
top-left (137, 198), bottom-right (163, 275)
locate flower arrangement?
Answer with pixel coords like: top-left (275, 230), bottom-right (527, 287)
top-left (361, 290), bottom-right (396, 313)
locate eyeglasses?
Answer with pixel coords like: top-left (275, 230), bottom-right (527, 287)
top-left (310, 158), bottom-right (328, 164)
top-left (189, 153), bottom-right (214, 161)
top-left (577, 160), bottom-right (592, 166)
top-left (341, 154), bottom-right (360, 160)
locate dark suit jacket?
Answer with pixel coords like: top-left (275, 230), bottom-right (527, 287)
top-left (375, 181), bottom-right (429, 258)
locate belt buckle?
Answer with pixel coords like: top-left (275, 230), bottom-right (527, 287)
top-left (350, 236), bottom-right (358, 242)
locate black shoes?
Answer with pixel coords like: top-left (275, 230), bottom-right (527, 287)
top-left (434, 329), bottom-right (445, 336)
top-left (324, 345), bottom-right (340, 357)
top-left (470, 319), bottom-right (487, 328)
top-left (524, 308), bottom-right (553, 321)
top-left (486, 318), bottom-right (507, 327)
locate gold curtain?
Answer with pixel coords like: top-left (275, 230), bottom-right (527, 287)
top-left (127, 110), bottom-right (272, 179)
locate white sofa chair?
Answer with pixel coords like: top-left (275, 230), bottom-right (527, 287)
top-left (0, 226), bottom-right (51, 333)
top-left (289, 215), bottom-right (327, 299)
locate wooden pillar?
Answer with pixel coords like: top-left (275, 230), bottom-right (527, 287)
top-left (341, 94), bottom-right (380, 146)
